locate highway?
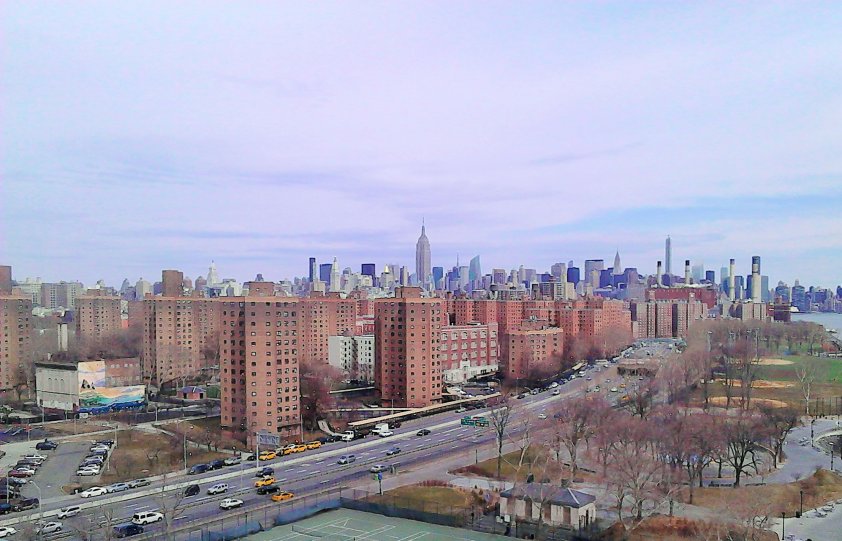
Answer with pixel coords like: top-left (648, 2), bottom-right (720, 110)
top-left (0, 364), bottom-right (623, 539)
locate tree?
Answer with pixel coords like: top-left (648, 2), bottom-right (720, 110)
top-left (723, 411), bottom-right (768, 486)
top-left (761, 406), bottom-right (799, 469)
top-left (299, 359), bottom-right (342, 432)
top-left (488, 398), bottom-right (513, 478)
top-left (155, 473), bottom-right (189, 541)
top-left (795, 359), bottom-right (824, 416)
top-left (624, 378), bottom-right (659, 419)
top-left (549, 395), bottom-right (606, 482)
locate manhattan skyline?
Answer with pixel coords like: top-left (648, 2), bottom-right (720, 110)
top-left (3, 2), bottom-right (842, 286)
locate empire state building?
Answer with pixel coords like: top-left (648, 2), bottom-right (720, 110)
top-left (415, 222), bottom-right (431, 289)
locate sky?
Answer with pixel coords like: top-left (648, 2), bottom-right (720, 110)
top-left (2, 2), bottom-right (842, 288)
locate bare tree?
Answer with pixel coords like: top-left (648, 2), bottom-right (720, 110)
top-left (549, 395), bottom-right (606, 482)
top-left (155, 473), bottom-right (189, 541)
top-left (761, 406), bottom-right (799, 469)
top-left (795, 359), bottom-right (824, 416)
top-left (487, 398), bottom-right (513, 478)
top-left (723, 411), bottom-right (768, 486)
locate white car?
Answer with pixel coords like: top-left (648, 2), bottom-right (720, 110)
top-left (57, 506), bottom-right (81, 519)
top-left (224, 456), bottom-right (241, 466)
top-left (538, 413), bottom-right (548, 420)
top-left (13, 467), bottom-right (36, 475)
top-left (76, 467), bottom-right (100, 476)
top-left (552, 389), bottom-right (561, 396)
top-left (207, 483), bottom-right (229, 495)
top-left (90, 446), bottom-right (109, 453)
top-left (80, 486), bottom-right (108, 498)
top-left (610, 387), bottom-right (619, 393)
top-left (131, 511), bottom-right (164, 525)
top-left (0, 527), bottom-right (17, 538)
top-left (107, 482), bottom-right (130, 493)
top-left (36, 522), bottom-right (63, 534)
top-left (23, 454), bottom-right (47, 461)
top-left (219, 498), bottom-right (244, 510)
top-left (549, 382), bottom-right (558, 388)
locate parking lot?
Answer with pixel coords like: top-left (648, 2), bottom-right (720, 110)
top-left (19, 441), bottom-right (93, 501)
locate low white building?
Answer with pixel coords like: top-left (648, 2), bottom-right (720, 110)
top-left (499, 485), bottom-right (596, 529)
top-left (35, 360), bottom-right (80, 411)
top-left (328, 334), bottom-right (374, 383)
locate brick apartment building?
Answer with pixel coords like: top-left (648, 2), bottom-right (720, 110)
top-left (374, 287), bottom-right (444, 408)
top-left (505, 319), bottom-right (564, 380)
top-left (0, 268), bottom-right (32, 392)
top-left (75, 289), bottom-right (123, 347)
top-left (629, 298), bottom-right (707, 338)
top-left (219, 282), bottom-right (302, 446)
top-left (439, 322), bottom-right (499, 384)
top-left (300, 293), bottom-right (356, 364)
top-left (141, 271), bottom-right (221, 388)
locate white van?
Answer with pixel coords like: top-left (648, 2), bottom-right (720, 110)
top-left (131, 511), bottom-right (164, 525)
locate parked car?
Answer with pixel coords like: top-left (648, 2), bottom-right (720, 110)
top-left (188, 464), bottom-right (210, 475)
top-left (552, 389), bottom-right (561, 396)
top-left (209, 459), bottom-right (227, 470)
top-left (13, 498), bottom-right (39, 511)
top-left (271, 491), bottom-right (294, 502)
top-left (23, 454), bottom-right (47, 461)
top-left (35, 440), bottom-right (57, 451)
top-left (183, 484), bottom-right (200, 497)
top-left (369, 464), bottom-right (388, 474)
top-left (219, 498), bottom-right (244, 510)
top-left (256, 484), bottom-right (280, 495)
top-left (207, 483), bottom-right (228, 495)
top-left (0, 504), bottom-right (12, 515)
top-left (0, 527), bottom-right (17, 538)
top-left (113, 523), bottom-right (144, 538)
top-left (57, 506), bottom-right (81, 519)
top-left (337, 455), bottom-right (356, 464)
top-left (9, 470), bottom-right (32, 478)
top-left (95, 440), bottom-right (115, 447)
top-left (416, 429), bottom-right (431, 436)
top-left (35, 521), bottom-right (63, 535)
top-left (12, 467), bottom-right (36, 475)
top-left (107, 482), bottom-right (130, 493)
top-left (245, 454), bottom-right (257, 461)
top-left (131, 511), bottom-right (163, 525)
top-left (255, 476), bottom-right (275, 488)
top-left (306, 441), bottom-right (322, 450)
top-left (81, 487), bottom-right (108, 498)
top-left (128, 479), bottom-right (151, 489)
top-left (76, 467), bottom-right (100, 476)
top-left (223, 456), bottom-right (241, 466)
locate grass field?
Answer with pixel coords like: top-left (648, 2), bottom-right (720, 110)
top-left (451, 447), bottom-right (560, 482)
top-left (757, 355), bottom-right (842, 384)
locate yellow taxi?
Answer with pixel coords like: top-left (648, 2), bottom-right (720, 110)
top-left (271, 491), bottom-right (294, 502)
top-left (293, 444), bottom-right (307, 453)
top-left (255, 476), bottom-right (276, 488)
top-left (306, 441), bottom-right (322, 450)
top-left (258, 451), bottom-right (277, 461)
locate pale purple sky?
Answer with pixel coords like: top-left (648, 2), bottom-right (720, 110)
top-left (2, 2), bottom-right (841, 287)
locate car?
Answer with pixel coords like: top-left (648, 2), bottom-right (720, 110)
top-left (594, 385), bottom-right (601, 392)
top-left (245, 453), bottom-right (257, 461)
top-left (35, 521), bottom-right (63, 534)
top-left (224, 456), bottom-right (242, 466)
top-left (183, 484), bottom-right (200, 497)
top-left (369, 464), bottom-right (388, 474)
top-left (207, 483), bottom-right (228, 495)
top-left (6, 478), bottom-right (26, 486)
top-left (128, 479), bottom-right (151, 488)
top-left (13, 467), bottom-right (36, 475)
top-left (386, 447), bottom-right (401, 456)
top-left (35, 440), bottom-right (57, 451)
top-left (90, 446), bottom-right (109, 453)
top-left (552, 389), bottom-right (561, 396)
top-left (209, 459), bottom-right (227, 470)
top-left (416, 429), bottom-right (431, 436)
top-left (255, 466), bottom-right (274, 478)
top-left (131, 511), bottom-right (164, 525)
top-left (81, 487), bottom-right (108, 498)
top-left (82, 456), bottom-right (105, 464)
top-left (77, 468), bottom-right (100, 476)
top-left (258, 451), bottom-right (277, 461)
top-left (337, 455), bottom-right (356, 464)
top-left (0, 504), bottom-right (12, 515)
top-left (107, 482), bottom-right (130, 493)
top-left (13, 498), bottom-right (39, 511)
top-left (255, 476), bottom-right (275, 488)
top-left (219, 498), bottom-right (244, 510)
top-left (456, 406), bottom-right (467, 413)
top-left (610, 387), bottom-right (619, 393)
top-left (0, 527), bottom-right (17, 538)
top-left (271, 491), bottom-right (294, 502)
top-left (293, 444), bottom-right (308, 453)
top-left (57, 506), bottom-right (81, 519)
top-left (113, 523), bottom-right (144, 538)
top-left (549, 381), bottom-right (559, 388)
top-left (306, 441), bottom-right (321, 450)
top-left (9, 470), bottom-right (32, 478)
top-left (530, 389), bottom-right (539, 395)
top-left (90, 448), bottom-right (109, 456)
top-left (517, 394), bottom-right (526, 399)
top-left (256, 484), bottom-right (280, 495)
top-left (23, 453), bottom-right (47, 461)
top-left (538, 413), bottom-right (548, 420)
top-left (188, 464), bottom-right (210, 475)
top-left (95, 439), bottom-right (115, 447)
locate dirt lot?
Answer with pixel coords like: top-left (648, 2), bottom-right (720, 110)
top-left (46, 419), bottom-right (114, 435)
top-left (98, 429), bottom-right (228, 483)
top-left (368, 482), bottom-right (490, 516)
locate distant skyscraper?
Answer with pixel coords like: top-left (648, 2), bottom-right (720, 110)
top-left (415, 222), bottom-right (431, 288)
top-left (207, 261), bottom-right (220, 286)
top-left (330, 257), bottom-right (341, 292)
top-left (613, 251), bottom-right (622, 274)
top-left (361, 263), bottom-right (376, 278)
top-left (432, 266), bottom-right (444, 289)
top-left (319, 263), bottom-right (332, 285)
top-left (567, 267), bottom-right (580, 285)
top-left (309, 257), bottom-right (317, 282)
top-left (469, 256), bottom-right (482, 283)
top-left (665, 236), bottom-right (672, 275)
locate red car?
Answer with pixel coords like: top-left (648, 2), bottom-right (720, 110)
top-left (9, 470), bottom-right (32, 478)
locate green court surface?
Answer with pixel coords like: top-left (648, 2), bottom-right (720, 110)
top-left (244, 508), bottom-right (508, 541)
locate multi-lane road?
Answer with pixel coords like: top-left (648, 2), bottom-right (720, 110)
top-left (0, 364), bottom-right (624, 539)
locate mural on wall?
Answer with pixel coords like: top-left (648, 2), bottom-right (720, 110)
top-left (78, 361), bottom-right (145, 413)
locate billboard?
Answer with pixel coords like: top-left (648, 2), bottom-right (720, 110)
top-left (78, 361), bottom-right (145, 413)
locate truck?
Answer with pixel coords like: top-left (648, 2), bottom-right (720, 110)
top-left (371, 423), bottom-right (393, 437)
top-left (339, 430), bottom-right (356, 442)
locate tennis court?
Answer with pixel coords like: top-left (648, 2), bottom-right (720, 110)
top-left (245, 508), bottom-right (508, 541)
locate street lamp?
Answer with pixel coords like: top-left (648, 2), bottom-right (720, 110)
top-left (30, 480), bottom-right (42, 539)
top-left (781, 512), bottom-right (785, 540)
top-left (800, 489), bottom-right (804, 517)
